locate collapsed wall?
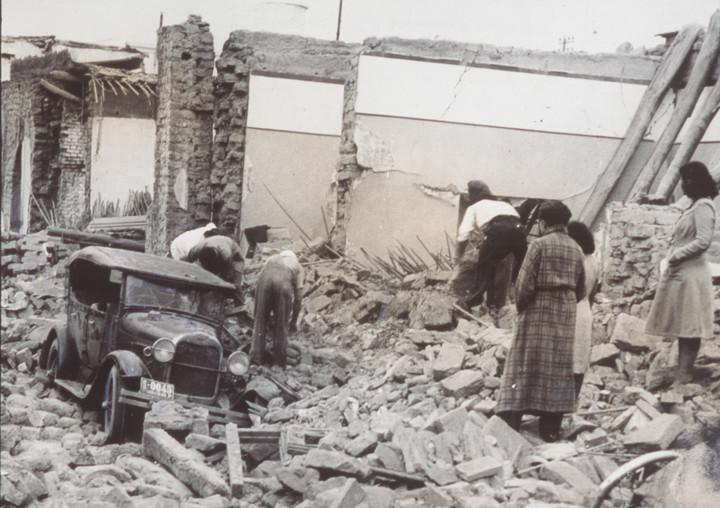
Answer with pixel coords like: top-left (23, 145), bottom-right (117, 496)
top-left (146, 16), bottom-right (215, 254)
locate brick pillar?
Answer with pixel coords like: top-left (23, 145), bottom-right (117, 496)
top-left (146, 15), bottom-right (215, 254)
top-left (56, 100), bottom-right (90, 228)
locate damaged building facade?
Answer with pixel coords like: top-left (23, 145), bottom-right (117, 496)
top-left (149, 15), bottom-right (719, 296)
top-left (1, 36), bottom-right (157, 234)
top-left (3, 15), bottom-right (719, 298)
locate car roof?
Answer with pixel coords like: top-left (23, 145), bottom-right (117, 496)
top-left (68, 246), bottom-right (236, 291)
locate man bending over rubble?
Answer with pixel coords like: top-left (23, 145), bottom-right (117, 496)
top-left (250, 250), bottom-right (304, 368)
top-left (184, 234), bottom-right (244, 304)
top-left (452, 180), bottom-right (527, 310)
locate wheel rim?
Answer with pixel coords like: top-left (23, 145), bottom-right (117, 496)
top-left (103, 367), bottom-right (117, 435)
top-left (47, 341), bottom-right (59, 382)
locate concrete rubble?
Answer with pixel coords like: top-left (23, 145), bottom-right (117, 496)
top-left (2, 230), bottom-right (720, 507)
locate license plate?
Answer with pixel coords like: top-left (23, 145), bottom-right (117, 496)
top-left (140, 378), bottom-right (175, 400)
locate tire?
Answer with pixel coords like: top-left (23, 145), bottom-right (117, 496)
top-left (102, 366), bottom-right (126, 443)
top-left (46, 335), bottom-right (79, 381)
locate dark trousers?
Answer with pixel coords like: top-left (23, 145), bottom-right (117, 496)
top-left (466, 216), bottom-right (528, 308)
top-left (498, 410), bottom-right (564, 442)
top-left (249, 265), bottom-right (292, 367)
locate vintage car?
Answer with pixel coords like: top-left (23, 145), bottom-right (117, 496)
top-left (39, 246), bottom-right (251, 442)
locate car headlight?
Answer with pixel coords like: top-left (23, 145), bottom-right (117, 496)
top-left (227, 351), bottom-right (249, 376)
top-left (151, 338), bottom-right (175, 363)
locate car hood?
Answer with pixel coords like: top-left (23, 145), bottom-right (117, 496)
top-left (121, 311), bottom-right (218, 343)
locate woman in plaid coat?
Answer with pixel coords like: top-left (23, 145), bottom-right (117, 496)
top-left (495, 200), bottom-right (585, 442)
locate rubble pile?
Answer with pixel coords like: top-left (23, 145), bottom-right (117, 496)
top-left (2, 232), bottom-right (720, 507)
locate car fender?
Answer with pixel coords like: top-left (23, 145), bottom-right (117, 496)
top-left (39, 325), bottom-right (72, 369)
top-left (86, 351), bottom-right (150, 405)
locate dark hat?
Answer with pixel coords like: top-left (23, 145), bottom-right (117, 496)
top-left (467, 180), bottom-right (492, 199)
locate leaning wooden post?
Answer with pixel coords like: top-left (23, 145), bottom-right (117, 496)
top-left (630, 10), bottom-right (720, 202)
top-left (578, 24), bottom-right (702, 226)
top-left (653, 77), bottom-right (720, 200)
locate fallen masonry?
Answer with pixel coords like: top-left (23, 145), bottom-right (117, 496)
top-left (2, 230), bottom-right (720, 507)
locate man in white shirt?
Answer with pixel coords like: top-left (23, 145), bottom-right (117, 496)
top-left (170, 222), bottom-right (217, 260)
top-left (453, 180), bottom-right (527, 309)
top-left (249, 250), bottom-right (304, 368)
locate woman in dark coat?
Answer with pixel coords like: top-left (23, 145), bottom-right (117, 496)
top-left (495, 200), bottom-right (585, 442)
top-left (645, 161), bottom-right (718, 384)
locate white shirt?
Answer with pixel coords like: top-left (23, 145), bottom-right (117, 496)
top-left (457, 200), bottom-right (519, 242)
top-left (170, 223), bottom-right (217, 260)
top-left (265, 250), bottom-right (304, 290)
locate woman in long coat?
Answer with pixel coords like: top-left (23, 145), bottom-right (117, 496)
top-left (645, 161), bottom-right (718, 384)
top-left (495, 201), bottom-right (585, 442)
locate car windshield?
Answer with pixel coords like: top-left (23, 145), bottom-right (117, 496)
top-left (125, 275), bottom-right (225, 321)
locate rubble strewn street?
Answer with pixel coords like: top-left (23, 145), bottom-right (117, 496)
top-left (3, 230), bottom-right (720, 507)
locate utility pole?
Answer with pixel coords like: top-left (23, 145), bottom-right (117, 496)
top-left (558, 36), bottom-right (574, 52)
top-left (336, 0), bottom-right (344, 40)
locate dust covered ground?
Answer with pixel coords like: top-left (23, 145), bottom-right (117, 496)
top-left (3, 231), bottom-right (720, 507)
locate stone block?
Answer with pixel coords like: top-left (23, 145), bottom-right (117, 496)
top-left (392, 427), bottom-right (428, 474)
top-left (304, 449), bottom-right (371, 480)
top-left (143, 428), bottom-right (229, 497)
top-left (345, 431), bottom-right (378, 457)
top-left (408, 293), bottom-right (455, 331)
top-left (374, 442), bottom-right (403, 471)
top-left (370, 410), bottom-right (403, 440)
top-left (636, 399), bottom-right (662, 420)
top-left (276, 464), bottom-right (320, 495)
top-left (74, 464), bottom-right (133, 484)
top-left (362, 485), bottom-right (396, 508)
top-left (540, 461), bottom-right (596, 496)
top-left (185, 433), bottom-right (224, 454)
top-left (306, 294), bottom-right (333, 314)
top-left (440, 370), bottom-right (484, 398)
top-left (425, 407), bottom-right (469, 435)
top-left (144, 401), bottom-right (210, 436)
top-left (115, 455), bottom-right (193, 500)
top-left (0, 464), bottom-right (48, 507)
top-left (610, 313), bottom-right (660, 353)
top-left (455, 455), bottom-right (502, 481)
top-left (623, 413), bottom-right (684, 450)
top-left (425, 464), bottom-right (458, 485)
top-left (328, 478), bottom-right (366, 508)
top-left (481, 415), bottom-right (532, 463)
top-left (590, 343), bottom-right (620, 365)
top-left (432, 342), bottom-right (465, 381)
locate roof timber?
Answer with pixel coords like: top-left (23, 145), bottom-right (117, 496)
top-left (366, 36), bottom-right (718, 86)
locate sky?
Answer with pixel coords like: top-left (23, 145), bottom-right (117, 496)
top-left (2, 0), bottom-right (718, 54)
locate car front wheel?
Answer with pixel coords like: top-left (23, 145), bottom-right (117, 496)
top-left (102, 366), bottom-right (126, 443)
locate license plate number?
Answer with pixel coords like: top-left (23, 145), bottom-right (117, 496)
top-left (140, 378), bottom-right (175, 400)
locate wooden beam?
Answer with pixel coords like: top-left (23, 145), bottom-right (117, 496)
top-left (578, 24), bottom-right (702, 226)
top-left (48, 227), bottom-right (145, 252)
top-left (48, 70), bottom-right (84, 83)
top-left (630, 10), bottom-right (720, 201)
top-left (38, 78), bottom-right (82, 103)
top-left (653, 73), bottom-right (720, 200)
top-left (225, 423), bottom-right (244, 498)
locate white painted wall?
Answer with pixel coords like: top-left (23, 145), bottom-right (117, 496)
top-left (90, 117), bottom-right (155, 207)
top-left (243, 75), bottom-right (344, 240)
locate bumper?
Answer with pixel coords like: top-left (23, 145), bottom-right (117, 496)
top-left (119, 388), bottom-right (250, 427)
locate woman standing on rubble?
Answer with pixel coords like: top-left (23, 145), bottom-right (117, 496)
top-left (567, 221), bottom-right (601, 401)
top-left (495, 201), bottom-right (585, 442)
top-left (645, 161), bottom-right (718, 384)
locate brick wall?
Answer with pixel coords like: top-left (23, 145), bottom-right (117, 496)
top-left (55, 100), bottom-right (91, 228)
top-left (212, 31), bottom-right (361, 242)
top-left (146, 15), bottom-right (215, 254)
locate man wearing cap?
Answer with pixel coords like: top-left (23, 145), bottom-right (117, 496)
top-left (453, 180), bottom-right (527, 309)
top-left (170, 222), bottom-right (218, 261)
top-left (250, 250), bottom-right (304, 368)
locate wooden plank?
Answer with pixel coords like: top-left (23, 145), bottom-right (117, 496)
top-left (225, 422), bottom-right (244, 498)
top-left (578, 24), bottom-right (702, 227)
top-left (630, 10), bottom-right (720, 201)
top-left (653, 75), bottom-right (720, 200)
top-left (48, 227), bottom-right (145, 252)
top-left (39, 78), bottom-right (82, 103)
top-left (369, 465), bottom-right (426, 486)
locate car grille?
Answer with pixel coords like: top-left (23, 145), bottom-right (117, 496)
top-left (170, 335), bottom-right (221, 398)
